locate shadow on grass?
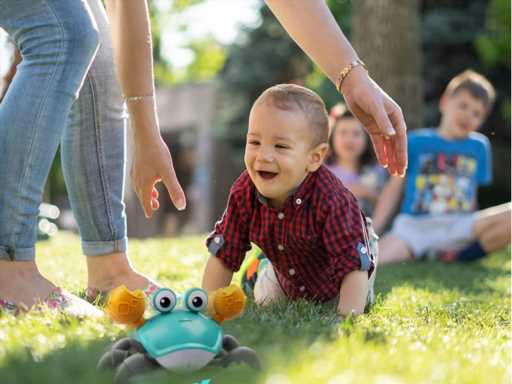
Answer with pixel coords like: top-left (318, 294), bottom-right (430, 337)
top-left (376, 250), bottom-right (510, 297)
top-left (0, 300), bottom-right (343, 384)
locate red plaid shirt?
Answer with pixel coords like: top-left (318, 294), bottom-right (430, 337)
top-left (206, 165), bottom-right (375, 302)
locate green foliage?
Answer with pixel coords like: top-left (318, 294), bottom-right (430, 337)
top-left (150, 0), bottom-right (227, 86)
top-left (476, 0), bottom-right (511, 67)
top-left (175, 37), bottom-right (227, 83)
top-left (0, 233), bottom-right (509, 383)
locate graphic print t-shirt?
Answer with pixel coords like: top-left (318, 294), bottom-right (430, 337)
top-left (400, 129), bottom-right (492, 215)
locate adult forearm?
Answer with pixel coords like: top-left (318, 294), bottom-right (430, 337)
top-left (105, 0), bottom-right (158, 139)
top-left (202, 256), bottom-right (234, 293)
top-left (264, 0), bottom-right (358, 84)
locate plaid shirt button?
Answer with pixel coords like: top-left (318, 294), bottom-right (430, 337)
top-left (277, 212), bottom-right (285, 220)
top-left (299, 286), bottom-right (306, 292)
top-left (289, 268), bottom-right (295, 276)
top-left (295, 198), bottom-right (302, 205)
top-left (278, 244), bottom-right (284, 251)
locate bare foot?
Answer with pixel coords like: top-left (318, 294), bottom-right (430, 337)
top-left (0, 260), bottom-right (56, 308)
top-left (0, 260), bottom-right (103, 317)
top-left (86, 252), bottom-right (158, 295)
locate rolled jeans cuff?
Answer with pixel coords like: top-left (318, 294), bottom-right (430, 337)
top-left (0, 245), bottom-right (35, 261)
top-left (82, 237), bottom-right (127, 257)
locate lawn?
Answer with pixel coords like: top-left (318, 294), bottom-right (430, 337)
top-left (0, 232), bottom-right (510, 384)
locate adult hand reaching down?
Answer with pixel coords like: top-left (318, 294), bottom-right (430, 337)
top-left (340, 66), bottom-right (408, 176)
top-left (130, 131), bottom-right (186, 219)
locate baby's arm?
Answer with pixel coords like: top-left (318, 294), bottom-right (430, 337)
top-left (202, 255), bottom-right (234, 293)
top-left (337, 270), bottom-right (369, 317)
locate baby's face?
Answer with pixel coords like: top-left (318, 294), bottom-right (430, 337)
top-left (440, 90), bottom-right (487, 139)
top-left (244, 101), bottom-right (314, 208)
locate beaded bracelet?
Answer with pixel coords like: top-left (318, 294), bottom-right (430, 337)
top-left (336, 59), bottom-right (368, 93)
top-left (123, 94), bottom-right (154, 102)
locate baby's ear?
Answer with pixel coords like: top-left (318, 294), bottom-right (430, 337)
top-left (307, 143), bottom-right (329, 172)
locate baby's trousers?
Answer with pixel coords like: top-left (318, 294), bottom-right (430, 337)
top-left (0, 0), bottom-right (127, 261)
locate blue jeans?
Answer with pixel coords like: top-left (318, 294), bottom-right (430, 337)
top-left (0, 0), bottom-right (128, 261)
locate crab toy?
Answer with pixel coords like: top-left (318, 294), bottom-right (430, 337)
top-left (98, 285), bottom-right (260, 383)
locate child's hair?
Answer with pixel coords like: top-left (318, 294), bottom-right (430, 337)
top-left (255, 84), bottom-right (329, 146)
top-left (326, 103), bottom-right (374, 169)
top-left (444, 70), bottom-right (496, 112)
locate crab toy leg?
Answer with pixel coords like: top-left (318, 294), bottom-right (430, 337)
top-left (114, 353), bottom-right (160, 384)
top-left (213, 334), bottom-right (262, 371)
top-left (97, 337), bottom-right (145, 371)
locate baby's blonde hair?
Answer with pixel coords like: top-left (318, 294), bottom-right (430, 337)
top-left (255, 84), bottom-right (329, 147)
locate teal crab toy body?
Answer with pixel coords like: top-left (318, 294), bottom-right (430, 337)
top-left (98, 287), bottom-right (260, 383)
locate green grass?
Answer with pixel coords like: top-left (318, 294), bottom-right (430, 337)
top-left (0, 232), bottom-right (510, 384)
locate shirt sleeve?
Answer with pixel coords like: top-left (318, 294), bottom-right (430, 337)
top-left (205, 187), bottom-right (252, 272)
top-left (321, 192), bottom-right (375, 281)
top-left (476, 135), bottom-right (492, 185)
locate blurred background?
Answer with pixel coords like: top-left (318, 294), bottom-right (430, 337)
top-left (0, 0), bottom-right (510, 239)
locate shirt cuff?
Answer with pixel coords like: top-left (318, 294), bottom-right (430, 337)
top-left (205, 232), bottom-right (246, 272)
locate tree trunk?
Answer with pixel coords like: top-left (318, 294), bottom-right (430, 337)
top-left (352, 0), bottom-right (423, 129)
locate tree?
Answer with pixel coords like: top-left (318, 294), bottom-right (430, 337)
top-left (352, 0), bottom-right (423, 130)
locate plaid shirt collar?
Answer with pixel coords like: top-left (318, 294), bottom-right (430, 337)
top-left (255, 171), bottom-right (317, 209)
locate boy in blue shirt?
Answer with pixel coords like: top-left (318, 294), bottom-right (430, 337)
top-left (372, 70), bottom-right (511, 264)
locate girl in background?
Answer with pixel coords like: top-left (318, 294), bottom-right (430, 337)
top-left (326, 103), bottom-right (388, 216)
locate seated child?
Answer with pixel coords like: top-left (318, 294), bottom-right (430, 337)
top-left (372, 70), bottom-right (511, 264)
top-left (201, 84), bottom-right (377, 316)
top-left (325, 103), bottom-right (388, 216)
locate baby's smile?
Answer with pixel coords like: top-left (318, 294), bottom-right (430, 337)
top-left (257, 170), bottom-right (278, 180)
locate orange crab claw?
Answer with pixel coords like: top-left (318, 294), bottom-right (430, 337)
top-left (208, 284), bottom-right (246, 324)
top-left (105, 285), bottom-right (146, 328)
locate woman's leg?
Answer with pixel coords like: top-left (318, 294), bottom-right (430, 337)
top-left (61, 0), bottom-right (154, 294)
top-left (0, 0), bottom-right (99, 307)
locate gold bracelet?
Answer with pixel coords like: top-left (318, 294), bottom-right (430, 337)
top-left (123, 94), bottom-right (154, 102)
top-left (336, 59), bottom-right (368, 93)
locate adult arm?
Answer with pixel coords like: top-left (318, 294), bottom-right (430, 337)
top-left (371, 176), bottom-right (405, 235)
top-left (264, 0), bottom-right (407, 176)
top-left (105, 0), bottom-right (186, 217)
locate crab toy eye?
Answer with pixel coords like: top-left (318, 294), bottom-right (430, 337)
top-left (152, 288), bottom-right (177, 313)
top-left (184, 288), bottom-right (208, 312)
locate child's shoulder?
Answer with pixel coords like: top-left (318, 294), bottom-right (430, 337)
top-left (314, 166), bottom-right (359, 210)
top-left (466, 131), bottom-right (491, 147)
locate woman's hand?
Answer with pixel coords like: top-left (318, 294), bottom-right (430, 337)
top-left (130, 133), bottom-right (186, 218)
top-left (341, 67), bottom-right (407, 177)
